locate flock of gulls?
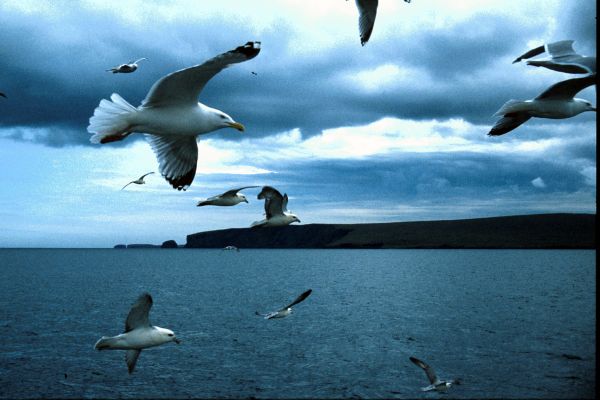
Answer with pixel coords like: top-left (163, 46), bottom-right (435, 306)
top-left (84, 0), bottom-right (595, 393)
top-left (1, 0), bottom-right (594, 394)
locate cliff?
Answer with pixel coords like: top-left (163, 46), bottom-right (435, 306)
top-left (184, 213), bottom-right (595, 249)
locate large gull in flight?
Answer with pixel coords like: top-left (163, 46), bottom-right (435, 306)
top-left (255, 289), bottom-right (312, 319)
top-left (409, 356), bottom-right (461, 392)
top-left (197, 186), bottom-right (259, 206)
top-left (251, 186), bottom-right (301, 227)
top-left (94, 293), bottom-right (180, 374)
top-left (88, 41), bottom-right (261, 190)
top-left (512, 40), bottom-right (596, 75)
top-left (489, 74), bottom-right (596, 136)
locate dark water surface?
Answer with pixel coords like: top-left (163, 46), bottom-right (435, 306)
top-left (0, 249), bottom-right (595, 398)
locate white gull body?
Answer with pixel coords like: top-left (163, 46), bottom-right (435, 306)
top-left (94, 293), bottom-right (180, 374)
top-left (256, 289), bottom-right (312, 320)
top-left (121, 171), bottom-right (154, 190)
top-left (197, 186), bottom-right (259, 206)
top-left (409, 356), bottom-right (461, 392)
top-left (489, 74), bottom-right (596, 136)
top-left (88, 42), bottom-right (261, 190)
top-left (251, 186), bottom-right (300, 227)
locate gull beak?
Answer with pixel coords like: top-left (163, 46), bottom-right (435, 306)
top-left (174, 338), bottom-right (181, 344)
top-left (226, 122), bottom-right (245, 132)
top-left (591, 106), bottom-right (597, 112)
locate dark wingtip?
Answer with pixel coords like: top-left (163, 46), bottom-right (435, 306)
top-left (236, 41), bottom-right (261, 60)
top-left (166, 166), bottom-right (196, 191)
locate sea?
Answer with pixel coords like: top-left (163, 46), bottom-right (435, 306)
top-left (0, 249), bottom-right (595, 399)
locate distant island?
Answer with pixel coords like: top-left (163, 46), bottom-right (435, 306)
top-left (116, 213), bottom-right (595, 249)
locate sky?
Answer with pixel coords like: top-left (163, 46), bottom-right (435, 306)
top-left (0, 0), bottom-right (596, 248)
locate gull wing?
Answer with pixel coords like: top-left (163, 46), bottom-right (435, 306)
top-left (125, 293), bottom-right (153, 332)
top-left (142, 42), bottom-right (261, 108)
top-left (144, 134), bottom-right (198, 191)
top-left (257, 186), bottom-right (285, 218)
top-left (512, 44), bottom-right (545, 63)
top-left (280, 289), bottom-right (312, 311)
top-left (410, 356), bottom-right (440, 385)
top-left (535, 74), bottom-right (597, 100)
top-left (139, 172), bottom-right (155, 180)
top-left (121, 181), bottom-right (136, 190)
top-left (222, 185), bottom-right (260, 197)
top-left (355, 0), bottom-right (378, 46)
top-left (126, 349), bottom-right (141, 374)
top-left (488, 112), bottom-right (531, 136)
top-left (282, 194), bottom-right (289, 213)
top-left (545, 40), bottom-right (577, 58)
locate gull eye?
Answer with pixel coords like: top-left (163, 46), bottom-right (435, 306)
top-left (220, 115), bottom-right (227, 119)
top-left (168, 333), bottom-right (174, 337)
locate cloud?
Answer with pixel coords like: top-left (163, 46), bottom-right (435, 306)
top-left (531, 177), bottom-right (546, 188)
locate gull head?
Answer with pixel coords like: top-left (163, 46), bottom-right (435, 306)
top-left (238, 194), bottom-right (249, 203)
top-left (574, 98), bottom-right (596, 113)
top-left (211, 109), bottom-right (245, 132)
top-left (160, 328), bottom-right (181, 345)
top-left (288, 214), bottom-right (301, 224)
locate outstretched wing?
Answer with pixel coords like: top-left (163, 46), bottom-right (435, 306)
top-left (139, 172), bottom-right (155, 180)
top-left (488, 112), bottom-right (531, 136)
top-left (410, 356), bottom-right (439, 385)
top-left (222, 185), bottom-right (260, 197)
top-left (121, 181), bottom-right (135, 190)
top-left (355, 0), bottom-right (378, 46)
top-left (125, 293), bottom-right (153, 332)
top-left (280, 289), bottom-right (312, 311)
top-left (126, 349), bottom-right (141, 374)
top-left (142, 42), bottom-right (261, 107)
top-left (257, 186), bottom-right (285, 218)
top-left (512, 44), bottom-right (545, 63)
top-left (535, 74), bottom-right (597, 100)
top-left (144, 134), bottom-right (198, 191)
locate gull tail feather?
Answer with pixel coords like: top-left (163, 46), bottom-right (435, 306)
top-left (88, 93), bottom-right (137, 144)
top-left (94, 336), bottom-right (117, 350)
top-left (492, 99), bottom-right (524, 117)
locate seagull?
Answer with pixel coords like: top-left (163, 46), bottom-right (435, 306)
top-left (255, 289), bottom-right (312, 319)
top-left (88, 41), bottom-right (261, 191)
top-left (352, 0), bottom-right (411, 46)
top-left (409, 356), bottom-right (461, 392)
top-left (489, 74), bottom-right (596, 136)
top-left (106, 58), bottom-right (147, 74)
top-left (196, 186), bottom-right (259, 206)
top-left (94, 293), bottom-right (180, 374)
top-left (121, 172), bottom-right (155, 190)
top-left (251, 186), bottom-right (301, 227)
top-left (0, 92), bottom-right (6, 98)
top-left (512, 40), bottom-right (596, 74)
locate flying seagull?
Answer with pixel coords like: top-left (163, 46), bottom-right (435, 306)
top-left (197, 186), bottom-right (259, 206)
top-left (255, 289), bottom-right (312, 319)
top-left (121, 172), bottom-right (155, 190)
top-left (409, 356), bottom-right (461, 392)
top-left (512, 40), bottom-right (596, 74)
top-left (489, 74), bottom-right (596, 136)
top-left (94, 293), bottom-right (180, 374)
top-left (251, 186), bottom-right (300, 227)
top-left (106, 58), bottom-right (147, 74)
top-left (88, 41), bottom-right (261, 191)
top-left (352, 0), bottom-right (411, 46)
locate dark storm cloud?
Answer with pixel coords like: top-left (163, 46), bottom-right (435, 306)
top-left (0, 3), bottom-right (596, 147)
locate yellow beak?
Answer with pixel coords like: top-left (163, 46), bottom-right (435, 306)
top-left (227, 122), bottom-right (245, 132)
